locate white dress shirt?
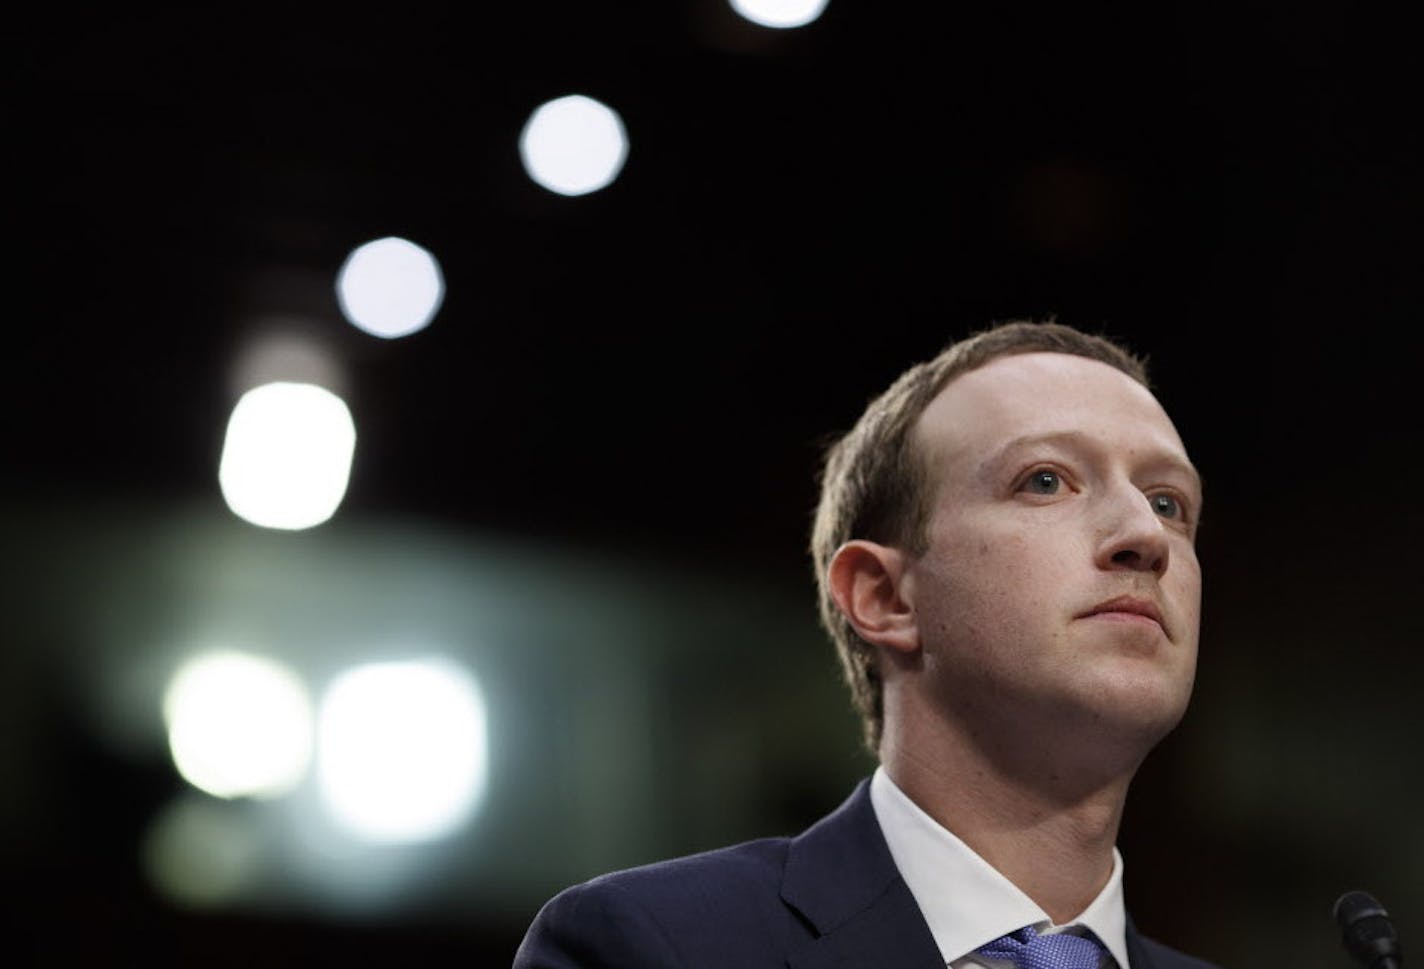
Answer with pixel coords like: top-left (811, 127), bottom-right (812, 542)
top-left (869, 767), bottom-right (1129, 969)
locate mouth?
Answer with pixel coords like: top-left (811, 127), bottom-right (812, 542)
top-left (1078, 595), bottom-right (1166, 634)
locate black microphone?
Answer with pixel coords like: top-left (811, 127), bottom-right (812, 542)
top-left (1335, 890), bottom-right (1403, 969)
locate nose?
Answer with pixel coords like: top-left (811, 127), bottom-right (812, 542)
top-left (1094, 483), bottom-right (1171, 576)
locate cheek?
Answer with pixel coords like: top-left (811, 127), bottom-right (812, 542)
top-left (958, 527), bottom-right (1071, 595)
top-left (927, 530), bottom-right (1060, 638)
top-left (1169, 549), bottom-right (1204, 616)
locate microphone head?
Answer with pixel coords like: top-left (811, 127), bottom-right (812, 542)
top-left (1334, 890), bottom-right (1402, 969)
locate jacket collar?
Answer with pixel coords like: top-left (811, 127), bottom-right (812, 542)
top-left (1125, 917), bottom-right (1162, 969)
top-left (780, 778), bottom-right (1163, 969)
top-left (781, 779), bottom-right (943, 969)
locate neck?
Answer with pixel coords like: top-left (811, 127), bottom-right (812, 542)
top-left (879, 696), bottom-right (1144, 923)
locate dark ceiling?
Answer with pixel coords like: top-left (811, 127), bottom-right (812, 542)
top-left (13, 5), bottom-right (1419, 563)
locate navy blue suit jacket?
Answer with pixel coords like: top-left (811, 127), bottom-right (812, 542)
top-left (514, 779), bottom-right (1221, 969)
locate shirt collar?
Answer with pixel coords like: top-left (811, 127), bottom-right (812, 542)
top-left (868, 766), bottom-right (1130, 969)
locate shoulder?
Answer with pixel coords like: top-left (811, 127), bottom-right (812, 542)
top-left (513, 838), bottom-right (797, 969)
top-left (587, 835), bottom-right (792, 901)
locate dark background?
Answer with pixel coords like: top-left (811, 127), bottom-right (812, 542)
top-left (7, 4), bottom-right (1422, 967)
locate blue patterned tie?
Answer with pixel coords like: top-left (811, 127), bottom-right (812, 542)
top-left (976, 925), bottom-right (1107, 969)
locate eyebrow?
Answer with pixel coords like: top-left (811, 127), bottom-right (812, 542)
top-left (983, 430), bottom-right (1204, 496)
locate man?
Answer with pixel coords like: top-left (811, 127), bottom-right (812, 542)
top-left (514, 322), bottom-right (1221, 969)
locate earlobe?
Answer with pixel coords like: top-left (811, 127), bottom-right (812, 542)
top-left (827, 540), bottom-right (920, 654)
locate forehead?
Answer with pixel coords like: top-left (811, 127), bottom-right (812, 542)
top-left (912, 351), bottom-right (1194, 483)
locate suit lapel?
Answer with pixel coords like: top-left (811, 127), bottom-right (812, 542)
top-left (781, 780), bottom-right (943, 969)
top-left (1125, 918), bottom-right (1158, 969)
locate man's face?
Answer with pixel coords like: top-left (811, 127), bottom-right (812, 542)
top-left (903, 351), bottom-right (1202, 754)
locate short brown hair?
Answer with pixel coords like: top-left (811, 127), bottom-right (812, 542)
top-left (810, 321), bottom-right (1150, 753)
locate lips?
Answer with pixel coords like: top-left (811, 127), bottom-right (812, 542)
top-left (1079, 595), bottom-right (1166, 634)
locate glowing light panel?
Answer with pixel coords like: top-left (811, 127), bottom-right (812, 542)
top-left (730, 0), bottom-right (829, 28)
top-left (336, 236), bottom-right (445, 339)
top-left (164, 652), bottom-right (315, 799)
top-left (317, 659), bottom-right (488, 843)
top-left (519, 95), bottom-right (629, 196)
top-left (219, 382), bottom-right (356, 531)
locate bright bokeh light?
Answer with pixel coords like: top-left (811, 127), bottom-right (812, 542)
top-left (164, 652), bottom-right (315, 799)
top-left (317, 659), bottom-right (487, 843)
top-left (519, 95), bottom-right (629, 196)
top-left (730, 0), bottom-right (829, 28)
top-left (218, 382), bottom-right (356, 531)
top-left (336, 236), bottom-right (445, 338)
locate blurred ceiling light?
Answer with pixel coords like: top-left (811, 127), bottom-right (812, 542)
top-left (730, 0), bottom-right (829, 28)
top-left (519, 94), bottom-right (629, 197)
top-left (164, 652), bottom-right (315, 799)
top-left (218, 382), bottom-right (356, 531)
top-left (336, 236), bottom-right (445, 338)
top-left (317, 658), bottom-right (488, 843)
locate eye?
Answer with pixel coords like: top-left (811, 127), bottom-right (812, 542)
top-left (1148, 492), bottom-right (1186, 521)
top-left (1019, 469), bottom-right (1063, 495)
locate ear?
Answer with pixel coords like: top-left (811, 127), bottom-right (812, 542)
top-left (826, 540), bottom-right (920, 655)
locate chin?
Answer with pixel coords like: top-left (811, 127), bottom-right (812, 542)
top-left (1110, 689), bottom-right (1193, 748)
top-left (1072, 669), bottom-right (1195, 747)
